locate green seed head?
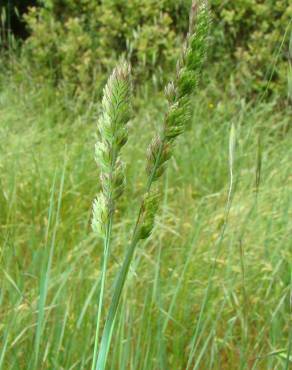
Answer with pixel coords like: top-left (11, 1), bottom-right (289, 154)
top-left (92, 61), bottom-right (132, 236)
top-left (144, 0), bottom-right (209, 237)
top-left (136, 190), bottom-right (160, 240)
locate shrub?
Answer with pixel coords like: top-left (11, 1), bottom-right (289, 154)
top-left (22, 0), bottom-right (188, 94)
top-left (21, 0), bottom-right (292, 98)
top-left (210, 0), bottom-right (292, 97)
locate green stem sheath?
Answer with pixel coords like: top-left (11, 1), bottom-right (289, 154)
top-left (91, 215), bottom-right (113, 370)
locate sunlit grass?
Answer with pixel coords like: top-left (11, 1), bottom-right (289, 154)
top-left (0, 76), bottom-right (291, 369)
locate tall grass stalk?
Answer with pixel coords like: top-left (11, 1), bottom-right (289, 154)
top-left (33, 159), bottom-right (66, 369)
top-left (92, 1), bottom-right (210, 369)
top-left (186, 122), bottom-right (236, 369)
top-left (91, 63), bottom-right (132, 369)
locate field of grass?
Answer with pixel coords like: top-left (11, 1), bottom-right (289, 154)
top-left (0, 69), bottom-right (291, 369)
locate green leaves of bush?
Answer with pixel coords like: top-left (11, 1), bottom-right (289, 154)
top-left (210, 0), bottom-right (292, 97)
top-left (22, 0), bottom-right (292, 98)
top-left (23, 0), bottom-right (186, 92)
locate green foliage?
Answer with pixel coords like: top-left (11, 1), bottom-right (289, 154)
top-left (210, 0), bottom-right (292, 96)
top-left (22, 0), bottom-right (187, 93)
top-left (21, 0), bottom-right (292, 98)
top-left (23, 7), bottom-right (96, 93)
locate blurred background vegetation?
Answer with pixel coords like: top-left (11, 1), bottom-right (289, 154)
top-left (1, 0), bottom-right (292, 99)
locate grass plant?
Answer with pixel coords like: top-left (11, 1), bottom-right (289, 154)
top-left (91, 62), bottom-right (132, 369)
top-left (92, 2), bottom-right (209, 369)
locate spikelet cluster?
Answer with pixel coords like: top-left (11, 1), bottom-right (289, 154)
top-left (139, 0), bottom-right (209, 240)
top-left (92, 62), bottom-right (132, 237)
top-left (135, 190), bottom-right (160, 240)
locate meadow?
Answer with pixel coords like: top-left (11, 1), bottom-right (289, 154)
top-left (0, 1), bottom-right (291, 369)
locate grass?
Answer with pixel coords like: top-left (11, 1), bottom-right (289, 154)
top-left (0, 68), bottom-right (291, 369)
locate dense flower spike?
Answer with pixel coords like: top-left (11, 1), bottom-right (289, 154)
top-left (92, 62), bottom-right (132, 237)
top-left (136, 190), bottom-right (160, 240)
top-left (91, 61), bottom-right (132, 370)
top-left (92, 194), bottom-right (108, 236)
top-left (142, 0), bottom-right (210, 238)
top-left (145, 0), bottom-right (209, 183)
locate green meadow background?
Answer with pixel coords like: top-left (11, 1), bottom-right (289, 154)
top-left (0, 1), bottom-right (291, 369)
